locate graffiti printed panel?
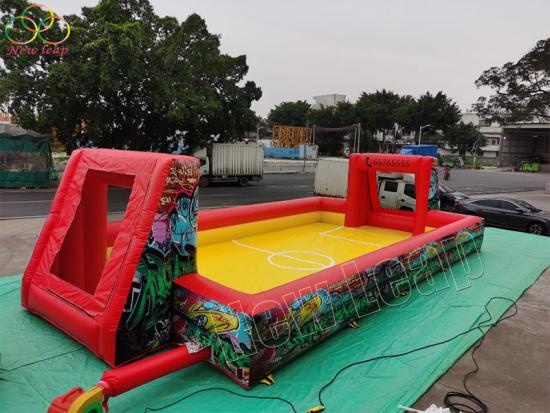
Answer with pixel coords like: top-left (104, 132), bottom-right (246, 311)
top-left (173, 286), bottom-right (255, 387)
top-left (173, 221), bottom-right (484, 387)
top-left (115, 158), bottom-right (199, 364)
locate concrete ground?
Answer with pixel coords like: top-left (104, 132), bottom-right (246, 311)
top-left (413, 188), bottom-right (550, 412)
top-left (414, 269), bottom-right (550, 413)
top-left (0, 213), bottom-right (121, 276)
top-left (0, 216), bottom-right (44, 276)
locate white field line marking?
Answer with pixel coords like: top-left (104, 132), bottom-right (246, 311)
top-left (232, 239), bottom-right (334, 271)
top-left (319, 226), bottom-right (384, 247)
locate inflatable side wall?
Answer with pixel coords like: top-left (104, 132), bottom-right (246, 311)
top-left (21, 149), bottom-right (199, 366)
top-left (172, 220), bottom-right (484, 388)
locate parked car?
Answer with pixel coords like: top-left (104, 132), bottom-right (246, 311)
top-left (439, 183), bottom-right (469, 211)
top-left (454, 198), bottom-right (550, 235)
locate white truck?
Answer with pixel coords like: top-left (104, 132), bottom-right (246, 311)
top-left (194, 143), bottom-right (264, 188)
top-left (376, 173), bottom-right (417, 211)
top-left (314, 158), bottom-right (438, 210)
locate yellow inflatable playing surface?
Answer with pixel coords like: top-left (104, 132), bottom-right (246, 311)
top-left (197, 212), bottom-right (414, 293)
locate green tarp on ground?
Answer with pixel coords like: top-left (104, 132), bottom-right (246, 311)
top-left (1, 228), bottom-right (549, 412)
top-left (0, 133), bottom-right (52, 188)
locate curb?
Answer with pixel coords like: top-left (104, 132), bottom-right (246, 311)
top-left (0, 187), bottom-right (58, 194)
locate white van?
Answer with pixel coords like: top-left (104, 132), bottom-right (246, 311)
top-left (378, 178), bottom-right (416, 211)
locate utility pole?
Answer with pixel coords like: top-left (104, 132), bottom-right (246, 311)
top-left (418, 124), bottom-right (431, 145)
top-left (357, 123), bottom-right (361, 152)
top-left (472, 140), bottom-right (479, 170)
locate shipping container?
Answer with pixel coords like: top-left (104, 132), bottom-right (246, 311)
top-left (313, 158), bottom-right (349, 197)
top-left (211, 143), bottom-right (263, 176)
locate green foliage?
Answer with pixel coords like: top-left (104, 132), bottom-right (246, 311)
top-left (0, 0), bottom-right (261, 153)
top-left (444, 122), bottom-right (487, 158)
top-left (356, 90), bottom-right (417, 150)
top-left (267, 100), bottom-right (311, 126)
top-left (396, 91), bottom-right (461, 134)
top-left (461, 158), bottom-right (497, 168)
top-left (355, 89), bottom-right (404, 132)
top-left (474, 38), bottom-right (550, 123)
top-left (309, 103), bottom-right (353, 155)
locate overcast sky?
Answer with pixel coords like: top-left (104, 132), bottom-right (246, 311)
top-left (44, 0), bottom-right (550, 116)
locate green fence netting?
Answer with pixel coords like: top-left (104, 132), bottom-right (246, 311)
top-left (0, 133), bottom-right (53, 188)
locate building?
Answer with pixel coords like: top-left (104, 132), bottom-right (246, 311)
top-left (0, 113), bottom-right (13, 124)
top-left (312, 94), bottom-right (346, 109)
top-left (373, 129), bottom-right (416, 153)
top-left (0, 113), bottom-right (42, 136)
top-left (461, 112), bottom-right (502, 159)
top-left (500, 122), bottom-right (550, 170)
top-left (459, 112), bottom-right (550, 170)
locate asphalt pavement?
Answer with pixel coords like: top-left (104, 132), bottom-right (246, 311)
top-left (1, 169), bottom-right (549, 219)
top-left (0, 174), bottom-right (316, 219)
top-left (441, 168), bottom-right (549, 195)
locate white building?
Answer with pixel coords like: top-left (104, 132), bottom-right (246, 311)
top-left (439, 112), bottom-right (502, 159)
top-left (461, 112), bottom-right (502, 158)
top-left (312, 94), bottom-right (346, 109)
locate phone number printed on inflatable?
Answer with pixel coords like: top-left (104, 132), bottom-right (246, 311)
top-left (365, 156), bottom-right (411, 169)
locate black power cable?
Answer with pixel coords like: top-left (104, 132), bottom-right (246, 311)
top-left (143, 387), bottom-right (298, 413)
top-left (442, 299), bottom-right (518, 413)
top-left (143, 296), bottom-right (518, 413)
top-left (315, 297), bottom-right (517, 412)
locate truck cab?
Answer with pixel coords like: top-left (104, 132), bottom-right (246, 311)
top-left (378, 174), bottom-right (417, 211)
top-left (197, 156), bottom-right (210, 187)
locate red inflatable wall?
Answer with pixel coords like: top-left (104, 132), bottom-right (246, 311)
top-left (21, 149), bottom-right (200, 366)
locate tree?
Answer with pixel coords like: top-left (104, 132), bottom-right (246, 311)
top-left (333, 101), bottom-right (356, 126)
top-left (255, 117), bottom-right (271, 141)
top-left (267, 100), bottom-right (310, 126)
top-left (0, 0), bottom-right (261, 153)
top-left (396, 91), bottom-right (461, 137)
top-left (444, 122), bottom-right (487, 158)
top-left (266, 89), bottom-right (462, 154)
top-left (308, 105), bottom-right (343, 155)
top-left (474, 38), bottom-right (550, 122)
top-left (353, 90), bottom-right (403, 151)
top-left (355, 89), bottom-right (402, 133)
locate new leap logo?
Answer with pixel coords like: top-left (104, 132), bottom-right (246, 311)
top-left (2, 3), bottom-right (70, 57)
